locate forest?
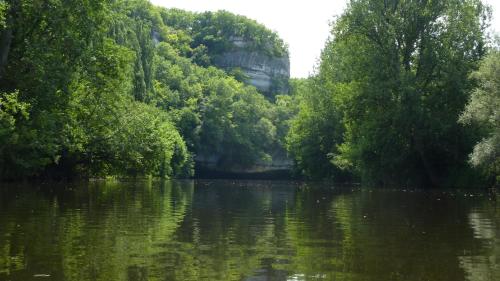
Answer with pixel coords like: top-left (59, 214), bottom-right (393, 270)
top-left (0, 0), bottom-right (498, 188)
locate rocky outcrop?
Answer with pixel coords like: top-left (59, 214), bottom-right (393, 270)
top-left (213, 37), bottom-right (290, 97)
top-left (196, 38), bottom-right (293, 176)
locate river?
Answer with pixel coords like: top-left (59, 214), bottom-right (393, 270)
top-left (0, 180), bottom-right (498, 281)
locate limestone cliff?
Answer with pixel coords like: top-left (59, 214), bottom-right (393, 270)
top-left (213, 37), bottom-right (290, 97)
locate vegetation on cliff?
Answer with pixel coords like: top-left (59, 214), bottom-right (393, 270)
top-left (0, 0), bottom-right (498, 187)
top-left (0, 0), bottom-right (290, 180)
top-left (160, 8), bottom-right (288, 60)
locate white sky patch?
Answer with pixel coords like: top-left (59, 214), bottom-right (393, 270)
top-left (151, 0), bottom-right (500, 78)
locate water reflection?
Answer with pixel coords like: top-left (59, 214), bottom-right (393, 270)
top-left (459, 208), bottom-right (500, 281)
top-left (0, 180), bottom-right (498, 281)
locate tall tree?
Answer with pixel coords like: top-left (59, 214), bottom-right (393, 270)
top-left (0, 0), bottom-right (110, 178)
top-left (286, 78), bottom-right (346, 179)
top-left (0, 0), bottom-right (193, 179)
top-left (302, 0), bottom-right (490, 187)
top-left (459, 46), bottom-right (500, 185)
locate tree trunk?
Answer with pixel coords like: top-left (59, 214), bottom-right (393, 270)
top-left (413, 135), bottom-right (440, 187)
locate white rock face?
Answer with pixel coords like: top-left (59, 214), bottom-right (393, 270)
top-left (213, 40), bottom-right (290, 95)
top-left (229, 36), bottom-right (250, 48)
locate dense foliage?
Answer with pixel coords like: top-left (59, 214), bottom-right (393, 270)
top-left (160, 9), bottom-right (288, 59)
top-left (288, 0), bottom-right (496, 187)
top-left (286, 78), bottom-right (345, 179)
top-left (460, 45), bottom-right (500, 184)
top-left (1, 0), bottom-right (497, 186)
top-left (0, 0), bottom-right (289, 180)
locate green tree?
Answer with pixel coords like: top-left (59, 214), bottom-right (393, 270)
top-left (0, 91), bottom-right (29, 177)
top-left (160, 9), bottom-right (288, 58)
top-left (286, 78), bottom-right (346, 179)
top-left (63, 39), bottom-right (192, 178)
top-left (459, 47), bottom-right (500, 184)
top-left (0, 1), bottom-right (7, 29)
top-left (0, 0), bottom-right (291, 180)
top-left (0, 0), bottom-right (110, 178)
top-left (152, 40), bottom-right (280, 170)
top-left (0, 0), bottom-right (194, 179)
top-left (304, 0), bottom-right (490, 187)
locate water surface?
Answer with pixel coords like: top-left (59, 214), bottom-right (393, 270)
top-left (0, 180), bottom-right (499, 281)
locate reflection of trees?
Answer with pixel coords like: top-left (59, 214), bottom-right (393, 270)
top-left (0, 180), bottom-right (193, 281)
top-left (59, 180), bottom-right (194, 281)
top-left (459, 208), bottom-right (500, 281)
top-left (165, 181), bottom-right (296, 281)
top-left (323, 191), bottom-right (473, 281)
top-left (282, 188), bottom-right (496, 281)
top-left (283, 186), bottom-right (350, 280)
top-left (0, 180), bottom-right (300, 281)
top-left (2, 182), bottom-right (500, 281)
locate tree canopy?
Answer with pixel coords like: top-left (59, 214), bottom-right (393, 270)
top-left (0, 0), bottom-right (289, 180)
top-left (0, 0), bottom-right (497, 187)
top-left (287, 0), bottom-right (494, 187)
top-left (460, 45), bottom-right (500, 183)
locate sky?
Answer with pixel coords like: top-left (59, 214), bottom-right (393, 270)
top-left (151, 0), bottom-right (500, 78)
